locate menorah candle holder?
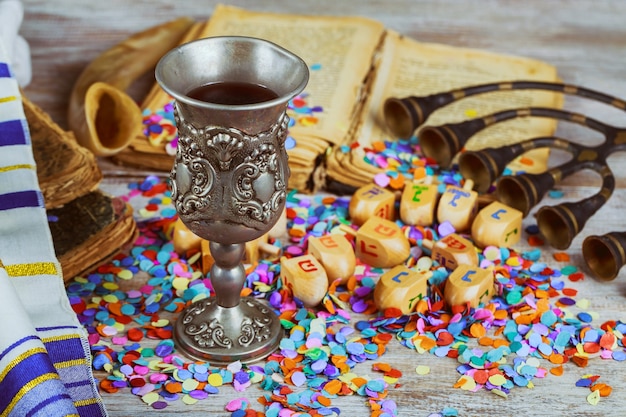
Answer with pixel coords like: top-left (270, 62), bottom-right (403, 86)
top-left (384, 81), bottom-right (626, 277)
top-left (156, 36), bottom-right (309, 364)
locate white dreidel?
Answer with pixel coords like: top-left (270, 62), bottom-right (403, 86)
top-left (348, 183), bottom-right (395, 226)
top-left (443, 264), bottom-right (495, 309)
top-left (307, 233), bottom-right (356, 285)
top-left (280, 254), bottom-right (329, 307)
top-left (399, 179), bottom-right (439, 226)
top-left (471, 201), bottom-right (523, 248)
top-left (421, 233), bottom-right (478, 270)
top-left (373, 265), bottom-right (431, 314)
top-left (341, 217), bottom-right (410, 269)
top-left (436, 179), bottom-right (478, 232)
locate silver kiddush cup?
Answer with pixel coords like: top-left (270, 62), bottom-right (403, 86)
top-left (155, 36), bottom-right (309, 364)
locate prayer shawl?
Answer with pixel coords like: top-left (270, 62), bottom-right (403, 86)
top-left (0, 45), bottom-right (107, 417)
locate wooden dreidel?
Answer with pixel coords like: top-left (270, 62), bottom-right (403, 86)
top-left (422, 233), bottom-right (478, 270)
top-left (172, 218), bottom-right (202, 255)
top-left (349, 183), bottom-right (395, 226)
top-left (268, 207), bottom-right (287, 239)
top-left (400, 180), bottom-right (439, 226)
top-left (471, 201), bottom-right (523, 248)
top-left (436, 179), bottom-right (478, 232)
top-left (444, 264), bottom-right (494, 309)
top-left (342, 217), bottom-right (410, 268)
top-left (307, 233), bottom-right (356, 285)
top-left (373, 265), bottom-right (431, 314)
top-left (200, 240), bottom-right (214, 275)
top-left (280, 254), bottom-right (329, 307)
top-left (245, 234), bottom-right (281, 264)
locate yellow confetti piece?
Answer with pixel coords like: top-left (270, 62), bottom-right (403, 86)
top-left (488, 374), bottom-right (507, 386)
top-left (187, 252), bottom-right (201, 265)
top-left (208, 373), bottom-right (223, 387)
top-left (415, 365), bottom-right (430, 375)
top-left (117, 269), bottom-right (134, 280)
top-left (102, 282), bottom-right (120, 290)
top-left (456, 375), bottom-right (476, 391)
top-left (112, 322), bottom-right (125, 332)
top-left (576, 299), bottom-right (590, 309)
top-left (414, 341), bottom-right (428, 354)
top-left (141, 392), bottom-right (159, 405)
top-left (102, 294), bottom-right (119, 303)
top-left (182, 394), bottom-right (198, 405)
top-left (525, 357), bottom-right (541, 368)
top-left (491, 388), bottom-right (508, 398)
top-left (587, 389), bottom-right (601, 405)
top-left (172, 277), bottom-right (190, 291)
top-left (191, 293), bottom-right (208, 303)
top-left (182, 378), bottom-right (199, 392)
top-left (505, 256), bottom-right (521, 267)
top-left (383, 375), bottom-right (399, 384)
top-left (151, 319), bottom-right (170, 328)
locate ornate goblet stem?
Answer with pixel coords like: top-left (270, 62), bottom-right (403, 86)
top-left (156, 36), bottom-right (309, 364)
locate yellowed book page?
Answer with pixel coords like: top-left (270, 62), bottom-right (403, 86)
top-left (199, 4), bottom-right (385, 145)
top-left (359, 31), bottom-right (561, 172)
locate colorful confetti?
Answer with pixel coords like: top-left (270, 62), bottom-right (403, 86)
top-left (66, 156), bottom-right (626, 416)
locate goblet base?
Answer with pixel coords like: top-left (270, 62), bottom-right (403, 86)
top-left (174, 296), bottom-right (283, 365)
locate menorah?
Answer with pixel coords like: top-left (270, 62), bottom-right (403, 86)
top-left (384, 81), bottom-right (626, 281)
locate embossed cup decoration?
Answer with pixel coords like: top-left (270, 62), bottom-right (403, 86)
top-left (156, 36), bottom-right (309, 364)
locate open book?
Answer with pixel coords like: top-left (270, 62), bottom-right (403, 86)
top-left (113, 4), bottom-right (560, 192)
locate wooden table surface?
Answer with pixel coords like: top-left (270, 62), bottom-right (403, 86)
top-left (20, 1), bottom-right (626, 416)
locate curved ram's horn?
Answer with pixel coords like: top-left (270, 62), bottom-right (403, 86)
top-left (68, 17), bottom-right (195, 156)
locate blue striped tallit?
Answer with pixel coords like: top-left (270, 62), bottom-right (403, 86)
top-left (0, 44), bottom-right (107, 417)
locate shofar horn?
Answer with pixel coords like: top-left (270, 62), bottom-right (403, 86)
top-left (68, 17), bottom-right (195, 156)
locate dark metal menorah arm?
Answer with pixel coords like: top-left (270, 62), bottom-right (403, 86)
top-left (383, 80), bottom-right (626, 280)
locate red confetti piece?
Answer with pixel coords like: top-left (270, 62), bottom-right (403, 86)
top-left (568, 272), bottom-right (585, 281)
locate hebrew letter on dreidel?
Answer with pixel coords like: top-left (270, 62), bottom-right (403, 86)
top-left (280, 255), bottom-right (329, 307)
top-left (349, 183), bottom-right (395, 226)
top-left (400, 182), bottom-right (439, 226)
top-left (471, 201), bottom-right (523, 248)
top-left (374, 265), bottom-right (431, 314)
top-left (437, 180), bottom-right (477, 232)
top-left (423, 233), bottom-right (478, 270)
top-left (307, 234), bottom-right (355, 285)
top-left (443, 264), bottom-right (494, 309)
